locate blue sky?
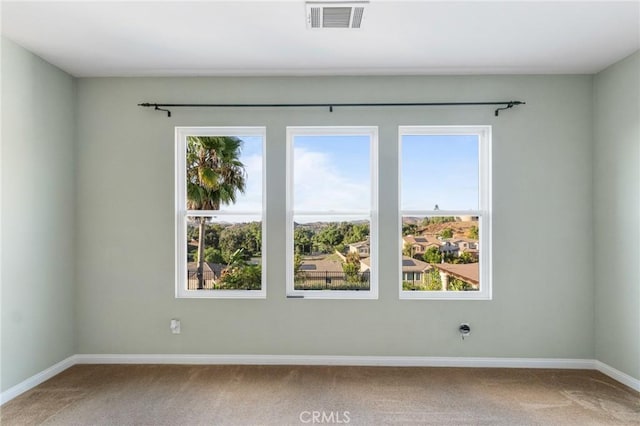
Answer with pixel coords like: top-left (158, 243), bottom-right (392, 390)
top-left (401, 134), bottom-right (478, 211)
top-left (216, 135), bottom-right (263, 213)
top-left (204, 133), bottom-right (479, 220)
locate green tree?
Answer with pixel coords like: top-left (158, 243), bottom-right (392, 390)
top-left (294, 227), bottom-right (314, 254)
top-left (453, 252), bottom-right (475, 264)
top-left (448, 278), bottom-right (473, 291)
top-left (423, 246), bottom-right (442, 263)
top-left (313, 223), bottom-right (343, 253)
top-left (245, 222), bottom-right (262, 255)
top-left (221, 264), bottom-right (261, 290)
top-left (467, 225), bottom-right (479, 240)
top-left (431, 216), bottom-right (456, 225)
top-left (402, 223), bottom-right (418, 236)
top-left (218, 247), bottom-right (260, 290)
top-left (439, 228), bottom-right (454, 239)
top-left (219, 226), bottom-right (249, 263)
top-left (293, 253), bottom-right (303, 275)
top-left (426, 268), bottom-right (443, 291)
top-left (344, 222), bottom-right (369, 244)
top-left (186, 136), bottom-right (246, 289)
top-left (204, 247), bottom-right (224, 264)
top-left (342, 251), bottom-right (361, 283)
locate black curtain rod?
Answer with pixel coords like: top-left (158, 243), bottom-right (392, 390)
top-left (138, 100), bottom-right (525, 118)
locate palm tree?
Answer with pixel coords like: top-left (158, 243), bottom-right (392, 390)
top-left (186, 136), bottom-right (247, 289)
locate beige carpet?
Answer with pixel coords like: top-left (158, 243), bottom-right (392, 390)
top-left (1, 365), bottom-right (639, 425)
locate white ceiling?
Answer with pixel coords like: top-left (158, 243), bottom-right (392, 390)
top-left (1, 0), bottom-right (639, 77)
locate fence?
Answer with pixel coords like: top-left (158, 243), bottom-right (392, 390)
top-left (187, 270), bottom-right (218, 290)
top-left (294, 271), bottom-right (370, 291)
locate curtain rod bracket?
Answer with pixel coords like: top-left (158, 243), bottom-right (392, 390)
top-left (138, 103), bottom-right (171, 117)
top-left (155, 105), bottom-right (171, 117)
top-left (495, 102), bottom-right (522, 116)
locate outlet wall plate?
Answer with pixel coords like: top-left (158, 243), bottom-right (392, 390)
top-left (170, 319), bottom-right (181, 334)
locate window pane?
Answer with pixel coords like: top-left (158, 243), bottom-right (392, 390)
top-left (186, 135), bottom-right (262, 211)
top-left (293, 135), bottom-right (370, 211)
top-left (293, 216), bottom-right (370, 291)
top-left (401, 134), bottom-right (478, 210)
top-left (186, 216), bottom-right (262, 290)
top-left (401, 215), bottom-right (479, 292)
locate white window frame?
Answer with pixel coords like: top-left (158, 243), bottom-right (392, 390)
top-left (175, 126), bottom-right (266, 299)
top-left (399, 125), bottom-right (492, 300)
top-left (286, 126), bottom-right (379, 300)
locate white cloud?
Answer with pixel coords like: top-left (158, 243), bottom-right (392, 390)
top-left (294, 147), bottom-right (369, 212)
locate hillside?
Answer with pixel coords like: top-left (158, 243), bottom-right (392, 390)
top-left (422, 221), bottom-right (477, 239)
top-left (405, 217), bottom-right (479, 239)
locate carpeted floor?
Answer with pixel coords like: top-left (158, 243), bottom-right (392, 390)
top-left (1, 365), bottom-right (639, 425)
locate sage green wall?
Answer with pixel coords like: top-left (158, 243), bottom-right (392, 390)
top-left (75, 75), bottom-right (594, 358)
top-left (1, 38), bottom-right (76, 392)
top-left (594, 51), bottom-right (640, 381)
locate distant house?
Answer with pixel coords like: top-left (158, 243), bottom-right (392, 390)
top-left (452, 238), bottom-right (479, 259)
top-left (187, 262), bottom-right (225, 289)
top-left (438, 240), bottom-right (460, 256)
top-left (300, 237), bottom-right (478, 291)
top-left (360, 255), bottom-right (429, 282)
top-left (348, 238), bottom-right (370, 257)
top-left (349, 238), bottom-right (432, 279)
top-left (402, 235), bottom-right (459, 258)
top-left (402, 235), bottom-right (440, 257)
top-left (400, 256), bottom-right (429, 282)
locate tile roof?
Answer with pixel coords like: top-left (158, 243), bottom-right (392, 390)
top-left (430, 263), bottom-right (479, 285)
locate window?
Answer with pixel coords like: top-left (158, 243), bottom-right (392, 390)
top-left (175, 127), bottom-right (266, 298)
top-left (286, 127), bottom-right (378, 299)
top-left (399, 126), bottom-right (491, 300)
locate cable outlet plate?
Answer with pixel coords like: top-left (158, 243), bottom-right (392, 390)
top-left (459, 323), bottom-right (471, 339)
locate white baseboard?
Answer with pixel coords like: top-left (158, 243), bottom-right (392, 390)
top-left (595, 360), bottom-right (640, 392)
top-left (3, 355), bottom-right (636, 406)
top-left (0, 355), bottom-right (77, 405)
top-left (75, 354), bottom-right (596, 369)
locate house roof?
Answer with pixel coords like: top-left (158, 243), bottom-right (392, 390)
top-left (403, 235), bottom-right (441, 248)
top-left (348, 240), bottom-right (370, 249)
top-left (360, 256), bottom-right (428, 273)
top-left (299, 259), bottom-right (344, 273)
top-left (430, 263), bottom-right (479, 285)
top-left (452, 238), bottom-right (478, 244)
top-left (401, 256), bottom-right (429, 272)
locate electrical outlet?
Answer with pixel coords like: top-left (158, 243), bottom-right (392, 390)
top-left (170, 319), bottom-right (181, 334)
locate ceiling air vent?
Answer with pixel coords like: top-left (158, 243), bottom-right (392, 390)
top-left (306, 1), bottom-right (368, 29)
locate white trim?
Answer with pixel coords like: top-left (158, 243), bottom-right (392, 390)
top-left (74, 354), bottom-right (595, 369)
top-left (595, 360), bottom-right (640, 392)
top-left (398, 125), bottom-right (492, 300)
top-left (285, 126), bottom-right (379, 300)
top-left (0, 355), bottom-right (76, 405)
top-left (401, 210), bottom-right (482, 217)
top-left (3, 355), bottom-right (637, 406)
top-left (174, 127), bottom-right (267, 299)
